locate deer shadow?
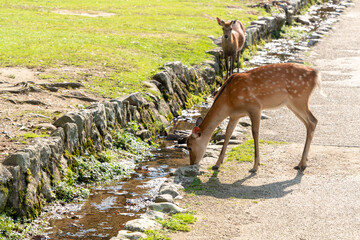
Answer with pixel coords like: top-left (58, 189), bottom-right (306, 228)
top-left (184, 171), bottom-right (304, 200)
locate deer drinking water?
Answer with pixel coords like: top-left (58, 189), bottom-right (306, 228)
top-left (217, 17), bottom-right (246, 79)
top-left (187, 63), bottom-right (321, 172)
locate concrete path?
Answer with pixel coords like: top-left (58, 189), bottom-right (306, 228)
top-left (171, 1), bottom-right (360, 239)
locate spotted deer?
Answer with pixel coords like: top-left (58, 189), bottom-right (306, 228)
top-left (187, 63), bottom-right (321, 172)
top-left (217, 17), bottom-right (246, 79)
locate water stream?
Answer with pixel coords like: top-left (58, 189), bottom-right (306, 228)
top-left (42, 2), bottom-right (342, 239)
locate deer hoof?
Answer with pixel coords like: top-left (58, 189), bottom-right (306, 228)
top-left (249, 168), bottom-right (257, 173)
top-left (294, 165), bottom-right (307, 171)
top-left (212, 165), bottom-right (220, 171)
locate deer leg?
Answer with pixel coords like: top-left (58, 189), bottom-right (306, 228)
top-left (230, 54), bottom-right (235, 76)
top-left (288, 102), bottom-right (318, 171)
top-left (236, 51), bottom-right (240, 73)
top-left (212, 117), bottom-right (240, 170)
top-left (248, 110), bottom-right (261, 173)
top-left (224, 55), bottom-right (229, 79)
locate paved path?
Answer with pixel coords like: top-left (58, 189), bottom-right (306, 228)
top-left (171, 2), bottom-right (360, 239)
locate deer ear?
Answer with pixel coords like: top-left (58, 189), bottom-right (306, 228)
top-left (192, 126), bottom-right (201, 138)
top-left (195, 117), bottom-right (203, 127)
top-left (231, 20), bottom-right (237, 25)
top-left (216, 17), bottom-right (223, 26)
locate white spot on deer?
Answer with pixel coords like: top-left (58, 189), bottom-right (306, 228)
top-left (299, 76), bottom-right (303, 81)
top-left (238, 96), bottom-right (244, 100)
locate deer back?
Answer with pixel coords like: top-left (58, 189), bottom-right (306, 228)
top-left (214, 63), bottom-right (318, 111)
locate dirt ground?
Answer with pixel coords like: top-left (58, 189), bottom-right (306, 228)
top-left (0, 67), bottom-right (106, 162)
top-left (170, 1), bottom-right (360, 239)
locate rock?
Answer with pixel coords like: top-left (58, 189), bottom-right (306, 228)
top-left (34, 123), bottom-right (57, 131)
top-left (0, 165), bottom-right (13, 211)
top-left (136, 130), bottom-right (152, 142)
top-left (53, 114), bottom-right (75, 128)
top-left (124, 218), bottom-right (162, 232)
top-left (261, 113), bottom-right (271, 120)
top-left (140, 210), bottom-right (166, 220)
top-left (200, 66), bottom-right (215, 84)
top-left (164, 61), bottom-right (183, 76)
top-left (111, 230), bottom-right (147, 240)
top-left (208, 35), bottom-right (222, 47)
top-left (63, 123), bottom-right (79, 153)
top-left (308, 39), bottom-right (322, 46)
top-left (155, 194), bottom-right (174, 203)
top-left (159, 183), bottom-right (181, 198)
top-left (174, 165), bottom-right (200, 177)
top-left (122, 92), bottom-right (149, 108)
top-left (153, 71), bottom-right (174, 95)
top-left (148, 202), bottom-right (186, 214)
top-left (129, 106), bottom-right (140, 122)
top-left (3, 151), bottom-right (30, 170)
top-left (294, 15), bottom-right (311, 25)
top-left (89, 103), bottom-right (107, 136)
top-left (310, 33), bottom-right (322, 39)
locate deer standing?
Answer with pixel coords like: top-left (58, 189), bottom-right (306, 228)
top-left (187, 63), bottom-right (321, 172)
top-left (217, 17), bottom-right (246, 79)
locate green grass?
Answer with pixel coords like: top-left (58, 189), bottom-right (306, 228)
top-left (226, 139), bottom-right (287, 162)
top-left (157, 213), bottom-right (197, 232)
top-left (0, 0), bottom-right (266, 98)
top-left (19, 132), bottom-right (49, 139)
top-left (0, 214), bottom-right (45, 240)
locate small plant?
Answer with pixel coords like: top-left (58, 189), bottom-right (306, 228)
top-left (54, 181), bottom-right (89, 203)
top-left (0, 213), bottom-right (46, 240)
top-left (184, 177), bottom-right (203, 192)
top-left (20, 132), bottom-right (49, 140)
top-left (226, 139), bottom-right (287, 162)
top-left (112, 130), bottom-right (152, 161)
top-left (141, 230), bottom-right (170, 240)
top-left (157, 213), bottom-right (197, 232)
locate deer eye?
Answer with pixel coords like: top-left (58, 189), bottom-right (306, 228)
top-left (230, 27), bottom-right (232, 30)
top-left (187, 147), bottom-right (192, 151)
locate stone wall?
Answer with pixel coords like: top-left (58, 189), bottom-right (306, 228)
top-left (0, 0), bottom-right (309, 218)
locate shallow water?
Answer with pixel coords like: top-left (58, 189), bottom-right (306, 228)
top-left (43, 2), bottom-right (342, 239)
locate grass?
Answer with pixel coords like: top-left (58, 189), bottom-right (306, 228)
top-left (157, 213), bottom-right (197, 232)
top-left (140, 213), bottom-right (197, 239)
top-left (0, 214), bottom-right (46, 240)
top-left (0, 0), bottom-right (267, 98)
top-left (226, 139), bottom-right (287, 162)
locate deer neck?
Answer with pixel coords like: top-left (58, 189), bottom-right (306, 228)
top-left (199, 101), bottom-right (229, 143)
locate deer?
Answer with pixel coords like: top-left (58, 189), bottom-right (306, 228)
top-left (187, 63), bottom-right (321, 172)
top-left (217, 17), bottom-right (246, 79)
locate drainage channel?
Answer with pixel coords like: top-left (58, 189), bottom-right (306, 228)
top-left (42, 1), bottom-right (345, 239)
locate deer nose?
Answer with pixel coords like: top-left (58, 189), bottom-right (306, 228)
top-left (224, 35), bottom-right (229, 39)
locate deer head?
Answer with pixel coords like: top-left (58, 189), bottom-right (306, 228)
top-left (217, 17), bottom-right (237, 40)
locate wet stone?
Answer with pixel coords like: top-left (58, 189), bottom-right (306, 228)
top-left (158, 183), bottom-right (180, 198)
top-left (310, 33), bottom-right (322, 39)
top-left (308, 39), bottom-right (322, 46)
top-left (174, 165), bottom-right (200, 177)
top-left (111, 230), bottom-right (147, 240)
top-left (140, 210), bottom-right (166, 220)
top-left (155, 194), bottom-right (174, 203)
top-left (148, 202), bottom-right (186, 214)
top-left (124, 218), bottom-right (162, 232)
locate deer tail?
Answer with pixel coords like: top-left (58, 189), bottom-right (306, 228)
top-left (315, 70), bottom-right (326, 97)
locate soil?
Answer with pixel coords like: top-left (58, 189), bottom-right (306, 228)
top-left (0, 66), bottom-right (106, 162)
top-left (170, 1), bottom-right (360, 239)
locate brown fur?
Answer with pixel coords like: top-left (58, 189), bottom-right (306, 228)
top-left (217, 17), bottom-right (246, 78)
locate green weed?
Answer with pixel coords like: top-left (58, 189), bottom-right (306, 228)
top-left (141, 229), bottom-right (170, 240)
top-left (226, 139), bottom-right (287, 162)
top-left (157, 213), bottom-right (197, 232)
